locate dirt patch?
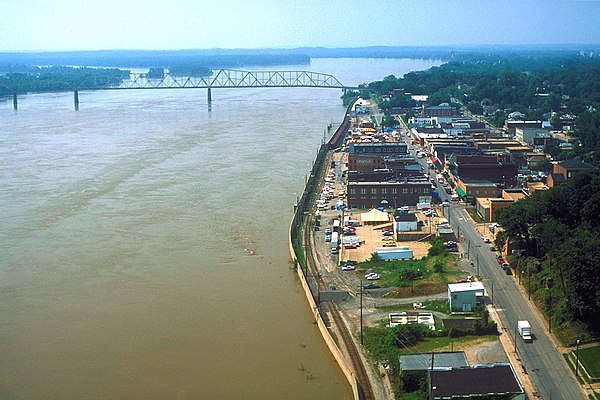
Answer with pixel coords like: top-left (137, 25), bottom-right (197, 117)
top-left (339, 215), bottom-right (431, 263)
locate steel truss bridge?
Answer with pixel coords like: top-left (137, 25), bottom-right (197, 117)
top-left (9, 69), bottom-right (358, 110)
top-left (120, 69), bottom-right (352, 90)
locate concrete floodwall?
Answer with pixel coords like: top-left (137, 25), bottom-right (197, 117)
top-left (288, 99), bottom-right (360, 399)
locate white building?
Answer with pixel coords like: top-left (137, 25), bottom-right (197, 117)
top-left (448, 282), bottom-right (485, 312)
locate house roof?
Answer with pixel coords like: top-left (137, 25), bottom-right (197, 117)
top-left (399, 352), bottom-right (468, 371)
top-left (558, 159), bottom-right (595, 170)
top-left (395, 213), bottom-right (417, 222)
top-left (448, 281), bottom-right (485, 293)
top-left (431, 364), bottom-right (523, 398)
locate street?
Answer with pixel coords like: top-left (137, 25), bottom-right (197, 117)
top-left (404, 119), bottom-right (585, 399)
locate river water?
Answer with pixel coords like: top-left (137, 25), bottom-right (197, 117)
top-left (0, 58), bottom-right (441, 399)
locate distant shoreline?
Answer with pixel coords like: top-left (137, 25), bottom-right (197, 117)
top-left (2, 44), bottom-right (599, 69)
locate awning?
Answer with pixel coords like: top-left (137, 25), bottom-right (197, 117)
top-left (456, 187), bottom-right (466, 197)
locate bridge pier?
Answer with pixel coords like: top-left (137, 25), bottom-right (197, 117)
top-left (207, 87), bottom-right (212, 105)
top-left (13, 93), bottom-right (17, 110)
top-left (74, 90), bottom-right (79, 111)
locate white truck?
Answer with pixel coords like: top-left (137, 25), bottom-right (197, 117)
top-left (518, 320), bottom-right (532, 342)
top-left (330, 232), bottom-right (339, 254)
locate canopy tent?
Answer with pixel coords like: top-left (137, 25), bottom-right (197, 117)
top-left (360, 208), bottom-right (390, 224)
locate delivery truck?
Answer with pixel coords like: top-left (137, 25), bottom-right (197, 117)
top-left (518, 320), bottom-right (532, 342)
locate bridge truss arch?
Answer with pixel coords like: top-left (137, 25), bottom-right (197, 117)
top-left (118, 69), bottom-right (350, 90)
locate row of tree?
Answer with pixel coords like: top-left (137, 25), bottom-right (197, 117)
top-left (0, 65), bottom-right (130, 94)
top-left (495, 171), bottom-right (600, 339)
top-left (367, 55), bottom-right (600, 127)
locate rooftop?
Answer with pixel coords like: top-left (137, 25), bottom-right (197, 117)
top-left (399, 352), bottom-right (468, 371)
top-left (431, 364), bottom-right (523, 398)
top-left (448, 281), bottom-right (485, 293)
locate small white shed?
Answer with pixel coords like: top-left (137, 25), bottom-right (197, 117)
top-left (448, 282), bottom-right (485, 312)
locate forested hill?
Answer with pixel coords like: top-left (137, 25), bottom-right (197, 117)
top-left (0, 50), bottom-right (310, 69)
top-left (495, 171), bottom-right (600, 342)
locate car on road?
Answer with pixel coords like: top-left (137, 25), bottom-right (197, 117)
top-left (442, 201), bottom-right (450, 207)
top-left (363, 283), bottom-right (380, 290)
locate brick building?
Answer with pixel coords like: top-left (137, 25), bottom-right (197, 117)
top-left (347, 179), bottom-right (432, 209)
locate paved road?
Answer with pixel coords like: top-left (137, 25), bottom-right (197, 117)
top-left (445, 203), bottom-right (584, 399)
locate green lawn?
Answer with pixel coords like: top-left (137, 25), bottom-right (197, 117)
top-left (578, 345), bottom-right (600, 379)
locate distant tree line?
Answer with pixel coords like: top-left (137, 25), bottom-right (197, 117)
top-left (0, 51), bottom-right (310, 70)
top-left (364, 55), bottom-right (600, 166)
top-left (0, 65), bottom-right (130, 94)
top-left (369, 56), bottom-right (600, 121)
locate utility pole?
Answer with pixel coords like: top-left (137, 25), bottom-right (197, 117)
top-left (514, 325), bottom-right (518, 353)
top-left (575, 339), bottom-right (581, 377)
top-left (360, 280), bottom-right (363, 345)
top-left (468, 239), bottom-right (471, 260)
top-left (477, 253), bottom-right (480, 276)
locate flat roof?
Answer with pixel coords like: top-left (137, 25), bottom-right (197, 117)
top-left (431, 364), bottom-right (523, 398)
top-left (448, 281), bottom-right (485, 293)
top-left (399, 352), bottom-right (468, 371)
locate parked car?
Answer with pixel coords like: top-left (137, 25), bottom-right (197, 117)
top-left (482, 235), bottom-right (491, 243)
top-left (490, 246), bottom-right (496, 251)
top-left (325, 235), bottom-right (331, 242)
top-left (381, 236), bottom-right (393, 241)
top-left (363, 283), bottom-right (380, 289)
top-left (503, 266), bottom-right (513, 275)
top-left (382, 230), bottom-right (394, 236)
top-left (365, 273), bottom-right (380, 280)
top-left (442, 201), bottom-right (450, 207)
top-left (382, 242), bottom-right (396, 247)
top-left (341, 263), bottom-right (355, 271)
top-left (497, 257), bottom-right (506, 264)
top-left (501, 262), bottom-right (510, 269)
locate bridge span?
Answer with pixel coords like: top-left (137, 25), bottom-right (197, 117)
top-left (9, 69), bottom-right (360, 110)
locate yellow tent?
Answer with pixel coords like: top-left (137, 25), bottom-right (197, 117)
top-left (360, 208), bottom-right (390, 224)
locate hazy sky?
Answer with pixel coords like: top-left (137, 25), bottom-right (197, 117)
top-left (2, 0), bottom-right (600, 51)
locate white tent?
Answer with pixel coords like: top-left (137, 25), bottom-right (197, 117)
top-left (360, 208), bottom-right (390, 224)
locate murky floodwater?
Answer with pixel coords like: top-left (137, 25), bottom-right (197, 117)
top-left (0, 58), bottom-right (441, 399)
